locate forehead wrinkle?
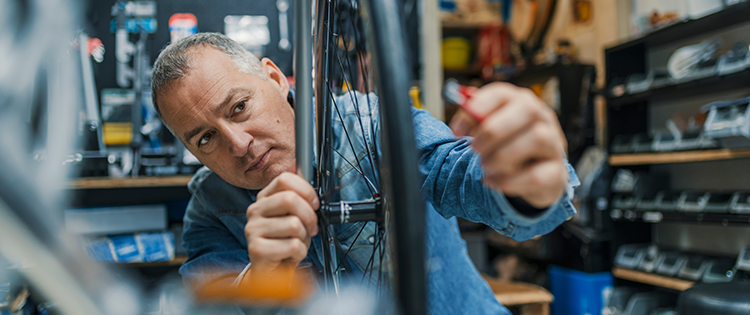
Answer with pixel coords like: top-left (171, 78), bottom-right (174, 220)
top-left (165, 79), bottom-right (226, 144)
top-left (194, 69), bottom-right (232, 107)
top-left (183, 72), bottom-right (231, 119)
top-left (170, 101), bottom-right (207, 144)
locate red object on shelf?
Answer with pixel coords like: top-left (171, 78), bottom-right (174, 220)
top-left (476, 23), bottom-right (511, 81)
top-left (169, 13), bottom-right (198, 43)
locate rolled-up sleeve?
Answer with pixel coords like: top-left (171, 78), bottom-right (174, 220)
top-left (411, 107), bottom-right (578, 241)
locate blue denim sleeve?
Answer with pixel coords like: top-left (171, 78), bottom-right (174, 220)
top-left (179, 197), bottom-right (250, 285)
top-left (411, 107), bottom-right (577, 241)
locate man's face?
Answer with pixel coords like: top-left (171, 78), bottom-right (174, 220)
top-left (158, 47), bottom-right (295, 190)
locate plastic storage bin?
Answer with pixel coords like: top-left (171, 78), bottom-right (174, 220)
top-left (703, 192), bottom-right (734, 213)
top-left (603, 286), bottom-right (636, 315)
top-left (655, 252), bottom-right (688, 277)
top-left (678, 191), bottom-right (709, 212)
top-left (548, 265), bottom-right (613, 315)
top-left (678, 255), bottom-right (709, 281)
top-left (615, 244), bottom-right (648, 269)
top-left (702, 96), bottom-right (750, 148)
top-left (638, 245), bottom-right (661, 273)
top-left (731, 192), bottom-right (750, 214)
top-left (441, 37), bottom-right (472, 70)
top-left (618, 292), bottom-right (673, 315)
top-left (659, 191), bottom-right (682, 211)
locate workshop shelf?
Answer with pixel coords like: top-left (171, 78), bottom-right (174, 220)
top-left (612, 267), bottom-right (694, 291)
top-left (66, 175), bottom-right (193, 190)
top-left (609, 149), bottom-right (750, 166)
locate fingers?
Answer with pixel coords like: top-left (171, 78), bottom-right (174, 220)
top-left (449, 82), bottom-right (516, 137)
top-left (449, 108), bottom-right (479, 137)
top-left (465, 82), bottom-right (518, 118)
top-left (246, 216), bottom-right (308, 240)
top-left (481, 123), bottom-right (562, 179)
top-left (245, 195), bottom-right (314, 271)
top-left (472, 92), bottom-right (557, 157)
top-left (248, 237), bottom-right (309, 266)
top-left (487, 159), bottom-right (568, 208)
top-left (257, 172), bottom-right (319, 210)
top-left (245, 173), bottom-right (319, 271)
top-left (247, 190), bottom-right (319, 237)
top-left (252, 172), bottom-right (319, 236)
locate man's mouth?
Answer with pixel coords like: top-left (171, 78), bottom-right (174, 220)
top-left (247, 149), bottom-right (271, 172)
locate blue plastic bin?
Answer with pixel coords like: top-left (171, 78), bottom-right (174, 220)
top-left (548, 265), bottom-right (613, 315)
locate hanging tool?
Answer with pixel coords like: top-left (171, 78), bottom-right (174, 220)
top-left (277, 0), bottom-right (291, 51)
top-left (78, 33), bottom-right (106, 153)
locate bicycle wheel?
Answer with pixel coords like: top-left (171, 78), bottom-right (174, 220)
top-left (301, 0), bottom-right (427, 314)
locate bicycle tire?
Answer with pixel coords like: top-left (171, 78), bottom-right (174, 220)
top-left (304, 0), bottom-right (427, 314)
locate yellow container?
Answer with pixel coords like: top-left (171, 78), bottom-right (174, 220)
top-left (103, 122), bottom-right (133, 145)
top-left (442, 37), bottom-right (472, 70)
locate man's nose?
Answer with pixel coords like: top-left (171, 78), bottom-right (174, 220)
top-left (223, 124), bottom-right (253, 157)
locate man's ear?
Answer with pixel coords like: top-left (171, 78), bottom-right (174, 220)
top-left (260, 58), bottom-right (290, 100)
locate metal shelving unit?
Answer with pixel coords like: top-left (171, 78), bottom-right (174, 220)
top-left (604, 4), bottom-right (750, 298)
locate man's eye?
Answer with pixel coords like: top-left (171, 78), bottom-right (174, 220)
top-left (233, 101), bottom-right (246, 114)
top-left (199, 133), bottom-right (212, 146)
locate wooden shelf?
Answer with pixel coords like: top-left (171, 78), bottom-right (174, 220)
top-left (483, 275), bottom-right (553, 306)
top-left (66, 175), bottom-right (193, 189)
top-left (443, 69), bottom-right (510, 82)
top-left (441, 20), bottom-right (497, 30)
top-left (609, 149), bottom-right (750, 166)
top-left (613, 267), bottom-right (694, 291)
top-left (119, 255), bottom-right (188, 267)
top-left (444, 67), bottom-right (482, 76)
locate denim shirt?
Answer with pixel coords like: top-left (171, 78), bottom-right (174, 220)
top-left (179, 92), bottom-right (579, 314)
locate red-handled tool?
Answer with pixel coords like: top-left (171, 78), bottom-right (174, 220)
top-left (442, 78), bottom-right (484, 123)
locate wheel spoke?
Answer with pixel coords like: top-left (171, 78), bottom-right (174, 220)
top-left (377, 229), bottom-right (386, 288)
top-left (317, 213), bottom-right (333, 292)
top-left (318, 171), bottom-right (359, 199)
top-left (345, 7), bottom-right (381, 180)
top-left (328, 145), bottom-right (378, 194)
top-left (327, 86), bottom-right (378, 195)
top-left (331, 37), bottom-right (380, 190)
top-left (333, 222), bottom-right (367, 273)
top-left (360, 227), bottom-right (382, 285)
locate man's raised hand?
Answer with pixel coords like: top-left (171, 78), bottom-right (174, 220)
top-left (449, 82), bottom-right (568, 209)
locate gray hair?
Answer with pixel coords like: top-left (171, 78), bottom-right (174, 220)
top-left (151, 32), bottom-right (267, 117)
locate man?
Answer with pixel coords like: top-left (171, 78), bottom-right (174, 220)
top-left (151, 33), bottom-right (578, 314)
